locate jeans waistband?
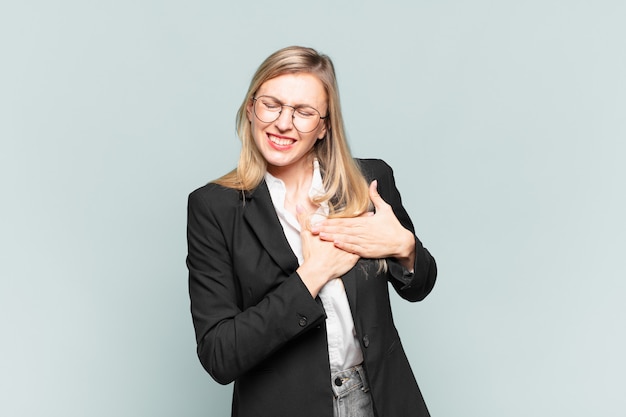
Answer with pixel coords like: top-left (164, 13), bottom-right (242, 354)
top-left (330, 365), bottom-right (369, 398)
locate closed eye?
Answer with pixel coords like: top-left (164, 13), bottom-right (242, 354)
top-left (262, 100), bottom-right (281, 110)
top-left (295, 107), bottom-right (317, 118)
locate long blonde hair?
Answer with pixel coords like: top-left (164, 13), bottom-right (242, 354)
top-left (215, 46), bottom-right (370, 218)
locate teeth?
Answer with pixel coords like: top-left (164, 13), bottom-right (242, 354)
top-left (269, 135), bottom-right (294, 146)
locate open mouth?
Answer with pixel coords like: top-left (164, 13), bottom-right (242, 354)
top-left (268, 134), bottom-right (296, 147)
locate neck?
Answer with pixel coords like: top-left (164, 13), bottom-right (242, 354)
top-left (267, 155), bottom-right (318, 215)
top-left (267, 155), bottom-right (314, 191)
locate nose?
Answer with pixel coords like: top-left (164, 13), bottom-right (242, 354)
top-left (274, 105), bottom-right (295, 131)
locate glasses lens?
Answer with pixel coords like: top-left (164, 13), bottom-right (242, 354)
top-left (254, 96), bottom-right (322, 133)
top-left (292, 106), bottom-right (321, 133)
top-left (254, 96), bottom-right (281, 123)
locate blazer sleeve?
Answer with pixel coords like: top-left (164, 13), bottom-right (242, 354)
top-left (360, 159), bottom-right (437, 302)
top-left (187, 186), bottom-right (327, 385)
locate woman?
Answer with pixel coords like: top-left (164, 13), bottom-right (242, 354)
top-left (187, 46), bottom-right (437, 417)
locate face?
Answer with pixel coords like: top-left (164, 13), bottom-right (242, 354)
top-left (246, 73), bottom-right (328, 177)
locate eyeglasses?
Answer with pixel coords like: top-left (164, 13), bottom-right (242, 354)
top-left (252, 95), bottom-right (328, 133)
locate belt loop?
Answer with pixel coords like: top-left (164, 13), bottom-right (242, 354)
top-left (356, 365), bottom-right (370, 391)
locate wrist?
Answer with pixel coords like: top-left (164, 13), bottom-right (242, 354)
top-left (393, 230), bottom-right (416, 270)
top-left (296, 263), bottom-right (331, 298)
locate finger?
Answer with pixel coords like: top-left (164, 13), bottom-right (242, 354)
top-left (295, 204), bottom-right (311, 231)
top-left (318, 230), bottom-right (359, 243)
top-left (319, 216), bottom-right (367, 228)
top-left (317, 223), bottom-right (363, 239)
top-left (317, 231), bottom-right (334, 242)
top-left (325, 231), bottom-right (371, 247)
top-left (369, 180), bottom-right (389, 211)
top-left (332, 239), bottom-right (368, 257)
top-left (312, 217), bottom-right (352, 234)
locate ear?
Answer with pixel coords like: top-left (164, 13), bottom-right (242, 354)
top-left (246, 98), bottom-right (253, 122)
top-left (317, 121), bottom-right (328, 140)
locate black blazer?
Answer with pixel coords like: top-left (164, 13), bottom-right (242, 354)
top-left (187, 159), bottom-right (437, 417)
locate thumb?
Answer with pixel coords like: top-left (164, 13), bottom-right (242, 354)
top-left (369, 180), bottom-right (386, 210)
top-left (296, 204), bottom-right (311, 231)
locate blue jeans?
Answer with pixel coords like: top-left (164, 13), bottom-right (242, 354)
top-left (331, 365), bottom-right (375, 417)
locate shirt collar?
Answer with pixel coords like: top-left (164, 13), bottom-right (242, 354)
top-left (264, 158), bottom-right (329, 217)
top-left (264, 158), bottom-right (325, 197)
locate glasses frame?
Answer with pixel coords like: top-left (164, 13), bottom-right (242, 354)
top-left (252, 95), bottom-right (329, 133)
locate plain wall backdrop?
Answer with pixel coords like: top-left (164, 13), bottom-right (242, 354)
top-left (1, 1), bottom-right (625, 416)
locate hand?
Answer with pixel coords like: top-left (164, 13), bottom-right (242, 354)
top-left (310, 180), bottom-right (416, 270)
top-left (295, 205), bottom-right (360, 297)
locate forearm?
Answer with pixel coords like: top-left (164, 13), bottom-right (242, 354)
top-left (390, 227), bottom-right (416, 272)
top-left (191, 271), bottom-right (326, 384)
top-left (187, 189), bottom-right (327, 385)
top-left (388, 237), bottom-right (437, 302)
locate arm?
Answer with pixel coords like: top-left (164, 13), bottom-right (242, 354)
top-left (374, 159), bottom-right (437, 301)
top-left (311, 159), bottom-right (437, 301)
top-left (187, 188), bottom-right (326, 385)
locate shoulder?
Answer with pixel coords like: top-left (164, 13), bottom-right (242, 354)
top-left (188, 181), bottom-right (246, 213)
top-left (354, 158), bottom-right (394, 181)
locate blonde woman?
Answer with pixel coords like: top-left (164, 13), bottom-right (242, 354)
top-left (187, 46), bottom-right (437, 417)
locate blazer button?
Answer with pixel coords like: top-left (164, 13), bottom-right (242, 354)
top-left (298, 316), bottom-right (308, 327)
top-left (362, 335), bottom-right (370, 348)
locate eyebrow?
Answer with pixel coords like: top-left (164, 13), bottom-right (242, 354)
top-left (258, 95), bottom-right (319, 109)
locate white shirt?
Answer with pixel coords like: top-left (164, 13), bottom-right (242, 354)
top-left (264, 160), bottom-right (364, 373)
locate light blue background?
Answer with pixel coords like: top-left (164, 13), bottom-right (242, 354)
top-left (1, 1), bottom-right (625, 416)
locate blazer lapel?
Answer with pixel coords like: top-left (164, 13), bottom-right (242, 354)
top-left (341, 265), bottom-right (359, 314)
top-left (243, 181), bottom-right (299, 275)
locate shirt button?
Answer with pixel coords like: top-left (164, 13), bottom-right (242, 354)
top-left (362, 335), bottom-right (370, 348)
top-left (334, 377), bottom-right (343, 386)
top-left (298, 316), bottom-right (307, 327)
